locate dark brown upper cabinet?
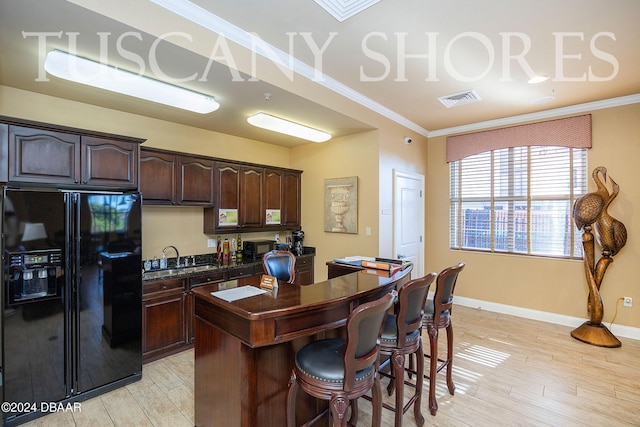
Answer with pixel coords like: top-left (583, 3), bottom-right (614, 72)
top-left (139, 150), bottom-right (176, 204)
top-left (207, 161), bottom-right (263, 231)
top-left (82, 136), bottom-right (139, 188)
top-left (204, 161), bottom-right (302, 234)
top-left (263, 169), bottom-right (283, 229)
top-left (6, 125), bottom-right (140, 189)
top-left (240, 165), bottom-right (264, 229)
top-left (282, 169), bottom-right (301, 228)
top-left (140, 148), bottom-right (213, 206)
top-left (264, 168), bottom-right (301, 229)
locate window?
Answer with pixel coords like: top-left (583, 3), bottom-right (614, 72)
top-left (449, 146), bottom-right (587, 258)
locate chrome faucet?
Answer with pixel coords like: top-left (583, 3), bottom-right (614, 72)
top-left (162, 245), bottom-right (181, 268)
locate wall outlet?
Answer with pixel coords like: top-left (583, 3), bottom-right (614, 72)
top-left (207, 238), bottom-right (216, 248)
top-left (623, 297), bottom-right (633, 307)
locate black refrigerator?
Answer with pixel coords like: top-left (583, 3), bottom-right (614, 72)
top-left (1, 187), bottom-right (142, 426)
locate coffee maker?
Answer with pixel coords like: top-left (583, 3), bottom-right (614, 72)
top-left (292, 230), bottom-right (304, 256)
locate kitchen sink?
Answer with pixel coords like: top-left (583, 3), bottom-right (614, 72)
top-left (190, 265), bottom-right (217, 273)
top-left (143, 264), bottom-right (219, 280)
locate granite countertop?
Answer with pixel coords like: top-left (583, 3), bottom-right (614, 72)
top-left (142, 251), bottom-right (314, 282)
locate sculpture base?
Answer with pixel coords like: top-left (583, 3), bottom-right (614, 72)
top-left (570, 321), bottom-right (621, 348)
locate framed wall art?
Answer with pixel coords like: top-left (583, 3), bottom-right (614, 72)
top-left (324, 176), bottom-right (358, 234)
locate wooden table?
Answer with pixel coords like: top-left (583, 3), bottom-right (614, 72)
top-left (192, 266), bottom-right (412, 427)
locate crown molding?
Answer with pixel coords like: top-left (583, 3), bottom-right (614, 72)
top-left (428, 94), bottom-right (640, 138)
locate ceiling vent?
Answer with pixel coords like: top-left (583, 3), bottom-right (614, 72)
top-left (437, 89), bottom-right (481, 108)
top-left (314, 0), bottom-right (382, 22)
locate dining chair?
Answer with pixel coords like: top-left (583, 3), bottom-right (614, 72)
top-left (378, 272), bottom-right (436, 427)
top-left (262, 249), bottom-right (296, 284)
top-left (285, 290), bottom-right (396, 427)
top-left (422, 262), bottom-right (465, 415)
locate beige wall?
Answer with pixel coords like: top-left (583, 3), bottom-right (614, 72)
top-left (426, 103), bottom-right (640, 329)
top-left (290, 130), bottom-right (380, 281)
top-left (289, 122), bottom-right (429, 282)
top-left (377, 126), bottom-right (429, 261)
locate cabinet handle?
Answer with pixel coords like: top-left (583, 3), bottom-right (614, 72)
top-left (162, 285), bottom-right (167, 289)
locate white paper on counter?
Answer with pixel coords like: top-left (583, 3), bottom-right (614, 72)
top-left (211, 286), bottom-right (268, 302)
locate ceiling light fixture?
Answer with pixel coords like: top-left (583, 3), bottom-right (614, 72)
top-left (528, 75), bottom-right (549, 84)
top-left (43, 50), bottom-right (220, 114)
top-left (314, 0), bottom-right (382, 22)
top-left (247, 113), bottom-right (331, 142)
top-left (531, 96), bottom-right (555, 105)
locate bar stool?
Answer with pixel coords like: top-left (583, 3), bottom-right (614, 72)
top-left (262, 249), bottom-right (296, 284)
top-left (285, 290), bottom-right (396, 427)
top-left (422, 262), bottom-right (465, 415)
top-left (378, 273), bottom-right (436, 427)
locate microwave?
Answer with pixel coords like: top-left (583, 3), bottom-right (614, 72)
top-left (242, 240), bottom-right (275, 260)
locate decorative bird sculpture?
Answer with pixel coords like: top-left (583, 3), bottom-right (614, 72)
top-left (572, 166), bottom-right (608, 231)
top-left (571, 165), bottom-right (627, 347)
top-left (594, 175), bottom-right (627, 256)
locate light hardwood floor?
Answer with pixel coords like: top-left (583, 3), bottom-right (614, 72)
top-left (21, 305), bottom-right (640, 426)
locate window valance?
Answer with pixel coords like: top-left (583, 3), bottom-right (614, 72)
top-left (446, 114), bottom-right (592, 162)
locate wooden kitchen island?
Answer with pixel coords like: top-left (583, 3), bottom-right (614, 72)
top-left (192, 266), bottom-right (412, 427)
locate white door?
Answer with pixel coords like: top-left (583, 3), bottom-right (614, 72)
top-left (393, 170), bottom-right (424, 279)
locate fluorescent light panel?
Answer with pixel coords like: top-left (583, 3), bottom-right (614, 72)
top-left (247, 113), bottom-right (331, 142)
top-left (44, 50), bottom-right (219, 114)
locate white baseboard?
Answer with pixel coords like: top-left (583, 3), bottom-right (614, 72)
top-left (453, 295), bottom-right (640, 342)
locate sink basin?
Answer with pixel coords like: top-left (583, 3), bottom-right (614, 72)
top-left (143, 264), bottom-right (219, 281)
top-left (190, 265), bottom-right (217, 273)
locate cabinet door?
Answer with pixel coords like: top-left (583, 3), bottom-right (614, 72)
top-left (264, 169), bottom-right (283, 227)
top-left (228, 265), bottom-right (254, 280)
top-left (140, 151), bottom-right (177, 205)
top-left (214, 162), bottom-right (240, 229)
top-left (81, 136), bottom-right (138, 188)
top-left (294, 255), bottom-right (314, 285)
top-left (240, 166), bottom-right (264, 229)
top-left (179, 156), bottom-right (214, 206)
top-left (282, 170), bottom-right (302, 227)
top-left (8, 126), bottom-right (80, 185)
top-left (142, 287), bottom-right (187, 361)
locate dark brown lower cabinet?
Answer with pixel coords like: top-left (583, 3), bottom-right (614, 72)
top-left (294, 255), bottom-right (314, 285)
top-left (142, 256), bottom-right (314, 363)
top-left (142, 278), bottom-right (187, 363)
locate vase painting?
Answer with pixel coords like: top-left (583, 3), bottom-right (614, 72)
top-left (324, 177), bottom-right (358, 233)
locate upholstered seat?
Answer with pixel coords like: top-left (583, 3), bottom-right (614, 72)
top-left (378, 273), bottom-right (436, 427)
top-left (262, 249), bottom-right (296, 284)
top-left (286, 291), bottom-right (396, 427)
top-left (422, 262), bottom-right (465, 416)
top-left (295, 338), bottom-right (376, 385)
